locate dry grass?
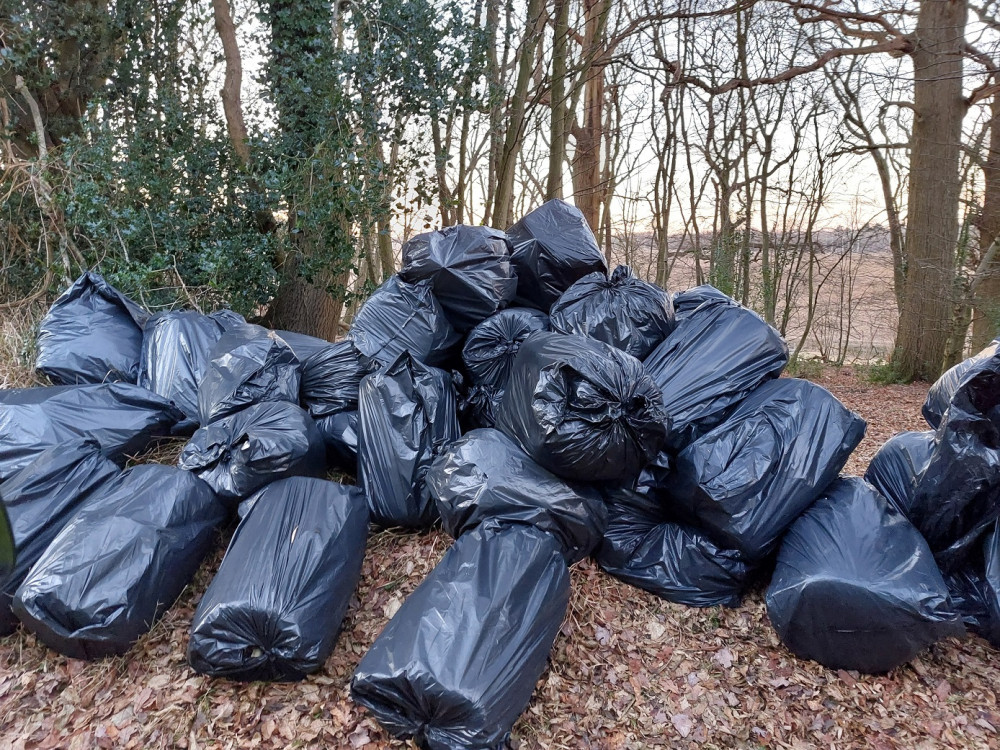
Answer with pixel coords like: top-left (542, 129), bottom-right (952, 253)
top-left (0, 301), bottom-right (46, 389)
top-left (3, 365), bottom-right (999, 749)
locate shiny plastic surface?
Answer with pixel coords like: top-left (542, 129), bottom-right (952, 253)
top-left (766, 477), bottom-right (962, 673)
top-left (864, 430), bottom-right (936, 518)
top-left (188, 477), bottom-right (368, 681)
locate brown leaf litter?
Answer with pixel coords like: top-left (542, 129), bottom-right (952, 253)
top-left (3, 366), bottom-right (999, 749)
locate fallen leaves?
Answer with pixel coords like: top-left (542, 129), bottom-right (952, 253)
top-left (1, 369), bottom-right (998, 749)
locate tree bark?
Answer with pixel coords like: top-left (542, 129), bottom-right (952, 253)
top-left (973, 89), bottom-right (1000, 348)
top-left (570, 0), bottom-right (609, 232)
top-left (212, 0), bottom-right (251, 166)
top-left (892, 0), bottom-right (968, 381)
top-left (546, 0), bottom-right (570, 200)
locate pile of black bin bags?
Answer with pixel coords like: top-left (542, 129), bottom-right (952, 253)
top-left (4, 198), bottom-right (999, 745)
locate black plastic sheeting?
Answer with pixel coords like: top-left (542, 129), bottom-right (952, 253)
top-left (506, 199), bottom-right (608, 311)
top-left (0, 383), bottom-right (183, 482)
top-left (178, 400), bottom-right (326, 503)
top-left (358, 352), bottom-right (460, 529)
top-left (462, 307), bottom-right (550, 390)
top-left (13, 465), bottom-right (225, 659)
top-left (187, 477), bottom-right (368, 681)
top-left (644, 290), bottom-right (788, 452)
top-left (766, 477), bottom-right (963, 673)
top-left (549, 265), bottom-right (674, 360)
top-left (351, 523), bottom-right (569, 750)
top-left (316, 410), bottom-right (359, 472)
top-left (138, 310), bottom-right (236, 429)
top-left (298, 339), bottom-right (369, 418)
top-left (0, 440), bottom-right (119, 636)
top-left (348, 275), bottom-right (462, 369)
top-left (864, 430), bottom-right (936, 518)
top-left (495, 331), bottom-right (668, 484)
top-left (35, 271), bottom-right (150, 385)
top-left (596, 488), bottom-right (755, 608)
top-left (457, 381), bottom-right (504, 431)
top-left (663, 378), bottom-right (865, 561)
top-left (198, 325), bottom-right (301, 425)
top-left (923, 338), bottom-right (999, 429)
top-left (909, 356), bottom-right (1000, 572)
top-left (399, 225), bottom-right (518, 332)
top-left (426, 428), bottom-right (606, 564)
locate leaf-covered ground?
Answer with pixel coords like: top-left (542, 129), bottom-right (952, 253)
top-left (3, 367), bottom-right (999, 750)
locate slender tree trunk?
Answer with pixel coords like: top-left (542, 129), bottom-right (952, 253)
top-left (973, 89), bottom-right (1000, 348)
top-left (492, 0), bottom-right (545, 227)
top-left (546, 0), bottom-right (570, 199)
top-left (892, 0), bottom-right (968, 381)
top-left (570, 0), bottom-right (609, 232)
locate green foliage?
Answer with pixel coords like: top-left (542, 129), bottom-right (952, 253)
top-left (861, 359), bottom-right (910, 385)
top-left (785, 356), bottom-right (824, 380)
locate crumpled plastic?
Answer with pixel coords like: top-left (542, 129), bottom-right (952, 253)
top-left (178, 400), bottom-right (326, 503)
top-left (644, 287), bottom-right (788, 451)
top-left (348, 275), bottom-right (462, 369)
top-left (864, 430), bottom-right (936, 518)
top-left (596, 487), bottom-right (755, 608)
top-left (662, 378), bottom-right (866, 561)
top-left (13, 465), bottom-right (226, 659)
top-left (0, 440), bottom-right (119, 635)
top-left (316, 410), bottom-right (360, 472)
top-left (909, 354), bottom-right (1000, 572)
top-left (299, 339), bottom-right (369, 418)
top-left (0, 383), bottom-right (184, 481)
top-left (138, 310), bottom-right (238, 430)
top-left (198, 325), bottom-right (302, 425)
top-left (351, 523), bottom-right (569, 750)
top-left (358, 352), bottom-right (460, 529)
top-left (923, 338), bottom-right (1000, 429)
top-left (495, 331), bottom-right (669, 484)
top-left (35, 271), bottom-right (149, 385)
top-left (462, 307), bottom-right (550, 390)
top-left (426, 428), bottom-right (607, 564)
top-left (506, 199), bottom-right (608, 311)
top-left (399, 224), bottom-right (518, 332)
top-left (187, 477), bottom-right (368, 681)
top-left (766, 476), bottom-right (963, 673)
top-left (550, 265), bottom-right (674, 359)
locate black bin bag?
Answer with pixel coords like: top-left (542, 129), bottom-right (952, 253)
top-left (765, 477), bottom-right (963, 673)
top-left (909, 356), bottom-right (1000, 572)
top-left (35, 271), bottom-right (150, 385)
top-left (495, 331), bottom-right (668, 484)
top-left (644, 290), bottom-right (788, 451)
top-left (348, 275), bottom-right (462, 369)
top-left (923, 338), bottom-right (1000, 429)
top-left (187, 477), bottom-right (368, 681)
top-left (299, 339), bottom-right (368, 419)
top-left (399, 225), bottom-right (518, 332)
top-left (0, 440), bottom-right (119, 636)
top-left (198, 325), bottom-right (301, 425)
top-left (178, 400), bottom-right (326, 503)
top-left (663, 378), bottom-right (865, 561)
top-left (671, 284), bottom-right (735, 322)
top-left (13, 465), bottom-right (226, 659)
top-left (351, 523), bottom-right (570, 750)
top-left (138, 310), bottom-right (236, 429)
top-left (0, 383), bottom-right (184, 481)
top-left (506, 199), bottom-right (608, 311)
top-left (358, 352), bottom-right (460, 529)
top-left (462, 307), bottom-right (550, 390)
top-left (549, 266), bottom-right (674, 360)
top-left (426, 428), bottom-right (606, 564)
top-left (316, 410), bottom-right (360, 472)
top-left (457, 382), bottom-right (504, 431)
top-left (596, 488), bottom-right (754, 608)
top-left (864, 430), bottom-right (936, 518)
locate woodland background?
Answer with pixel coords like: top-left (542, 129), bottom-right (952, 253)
top-left (3, 0), bottom-right (1000, 380)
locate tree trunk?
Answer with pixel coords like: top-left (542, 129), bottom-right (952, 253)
top-left (546, 0), bottom-right (570, 200)
top-left (892, 0), bottom-right (967, 381)
top-left (491, 0), bottom-right (545, 228)
top-left (570, 0), bottom-right (609, 232)
top-left (973, 89), bottom-right (1000, 348)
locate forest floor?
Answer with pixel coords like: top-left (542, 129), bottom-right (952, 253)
top-left (3, 364), bottom-right (1000, 749)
